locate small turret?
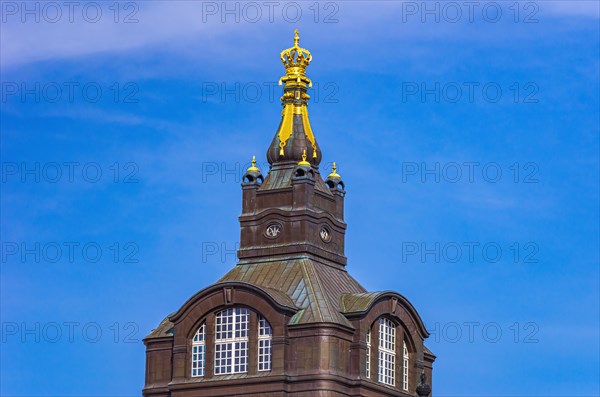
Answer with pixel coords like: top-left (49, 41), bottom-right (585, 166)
top-left (241, 156), bottom-right (263, 214)
top-left (325, 162), bottom-right (345, 191)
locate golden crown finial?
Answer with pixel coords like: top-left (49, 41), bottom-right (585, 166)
top-left (275, 31), bottom-right (318, 165)
top-left (298, 149), bottom-right (311, 166)
top-left (247, 155), bottom-right (260, 172)
top-left (280, 29), bottom-right (312, 77)
top-left (328, 162), bottom-right (341, 179)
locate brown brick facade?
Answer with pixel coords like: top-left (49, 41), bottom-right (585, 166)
top-left (143, 30), bottom-right (434, 397)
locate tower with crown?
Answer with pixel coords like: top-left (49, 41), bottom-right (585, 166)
top-left (143, 30), bottom-right (435, 397)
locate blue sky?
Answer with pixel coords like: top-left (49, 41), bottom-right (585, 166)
top-left (1, 1), bottom-right (599, 395)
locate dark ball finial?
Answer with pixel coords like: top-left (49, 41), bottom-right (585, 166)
top-left (416, 370), bottom-right (432, 397)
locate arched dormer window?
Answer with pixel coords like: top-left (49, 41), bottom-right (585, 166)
top-left (191, 324), bottom-right (206, 377)
top-left (378, 317), bottom-right (396, 386)
top-left (214, 307), bottom-right (250, 374)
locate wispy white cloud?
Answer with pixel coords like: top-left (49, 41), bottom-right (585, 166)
top-left (2, 1), bottom-right (597, 70)
top-left (1, 1), bottom-right (231, 68)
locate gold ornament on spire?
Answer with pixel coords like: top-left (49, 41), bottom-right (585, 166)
top-left (280, 29), bottom-right (312, 78)
top-left (276, 30), bottom-right (318, 160)
top-left (328, 162), bottom-right (341, 179)
top-left (298, 149), bottom-right (311, 166)
top-left (247, 155), bottom-right (260, 172)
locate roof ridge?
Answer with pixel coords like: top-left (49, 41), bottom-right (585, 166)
top-left (299, 258), bottom-right (325, 322)
top-left (302, 258), bottom-right (354, 328)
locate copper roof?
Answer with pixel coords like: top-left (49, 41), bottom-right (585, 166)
top-left (340, 292), bottom-right (384, 313)
top-left (218, 257), bottom-right (366, 328)
top-left (258, 164), bottom-right (332, 195)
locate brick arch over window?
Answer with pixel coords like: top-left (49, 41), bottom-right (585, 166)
top-left (168, 282), bottom-right (297, 382)
top-left (345, 293), bottom-right (428, 392)
top-left (359, 296), bottom-right (426, 357)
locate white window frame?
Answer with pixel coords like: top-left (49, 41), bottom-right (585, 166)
top-left (257, 316), bottom-right (272, 371)
top-left (191, 324), bottom-right (206, 377)
top-left (403, 340), bottom-right (409, 391)
top-left (378, 318), bottom-right (396, 386)
top-left (214, 308), bottom-right (250, 375)
top-left (366, 328), bottom-right (371, 378)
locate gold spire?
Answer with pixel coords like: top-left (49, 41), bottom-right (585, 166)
top-left (328, 162), bottom-right (341, 179)
top-left (298, 149), bottom-right (311, 166)
top-left (247, 155), bottom-right (260, 172)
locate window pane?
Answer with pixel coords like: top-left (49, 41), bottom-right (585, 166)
top-left (366, 329), bottom-right (371, 378)
top-left (191, 324), bottom-right (206, 377)
top-left (378, 318), bottom-right (396, 386)
top-left (258, 316), bottom-right (272, 371)
top-left (214, 308), bottom-right (250, 374)
top-left (403, 340), bottom-right (409, 391)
